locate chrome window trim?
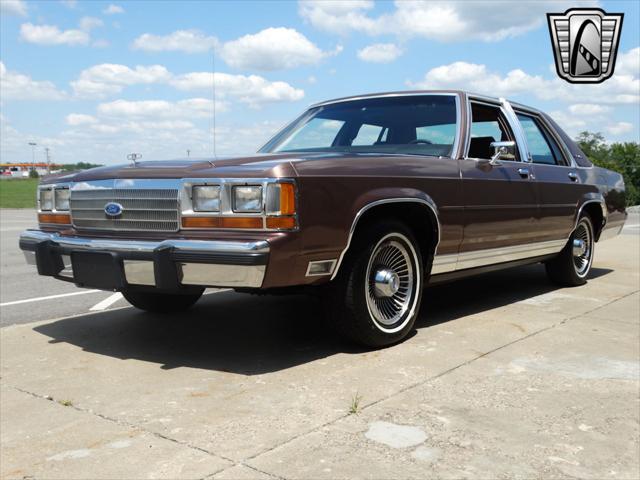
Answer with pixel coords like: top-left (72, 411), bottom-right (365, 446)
top-left (463, 97), bottom-right (530, 163)
top-left (509, 106), bottom-right (576, 168)
top-left (309, 91), bottom-right (462, 108)
top-left (330, 197), bottom-right (441, 281)
top-left (264, 93), bottom-right (462, 161)
top-left (508, 100), bottom-right (587, 169)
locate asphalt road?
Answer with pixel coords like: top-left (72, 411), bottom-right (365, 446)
top-left (2, 208), bottom-right (638, 328)
top-left (1, 208), bottom-right (639, 479)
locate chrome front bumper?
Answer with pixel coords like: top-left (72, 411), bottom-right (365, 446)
top-left (19, 230), bottom-right (269, 290)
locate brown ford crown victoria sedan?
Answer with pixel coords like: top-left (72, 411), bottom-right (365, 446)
top-left (20, 91), bottom-right (627, 347)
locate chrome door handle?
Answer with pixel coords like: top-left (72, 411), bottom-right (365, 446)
top-left (568, 172), bottom-right (579, 182)
top-left (517, 168), bottom-right (530, 179)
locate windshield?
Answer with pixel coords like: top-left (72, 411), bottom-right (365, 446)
top-left (260, 95), bottom-right (458, 157)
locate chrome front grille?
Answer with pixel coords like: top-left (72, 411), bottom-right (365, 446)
top-left (70, 188), bottom-right (180, 232)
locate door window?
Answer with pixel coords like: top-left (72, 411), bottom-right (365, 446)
top-left (352, 124), bottom-right (385, 145)
top-left (516, 114), bottom-right (566, 165)
top-left (468, 102), bottom-right (519, 161)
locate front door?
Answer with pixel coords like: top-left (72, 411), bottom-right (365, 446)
top-left (458, 100), bottom-right (538, 270)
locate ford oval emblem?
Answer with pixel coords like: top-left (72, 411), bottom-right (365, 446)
top-left (104, 202), bottom-right (123, 217)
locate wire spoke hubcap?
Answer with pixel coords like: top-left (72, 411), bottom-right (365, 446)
top-left (572, 221), bottom-right (592, 277)
top-left (366, 236), bottom-right (416, 328)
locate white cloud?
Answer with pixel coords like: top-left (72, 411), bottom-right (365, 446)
top-left (1, 0), bottom-right (27, 16)
top-left (568, 104), bottom-right (610, 116)
top-left (66, 113), bottom-right (97, 126)
top-left (170, 72), bottom-right (304, 106)
top-left (548, 110), bottom-right (587, 133)
top-left (299, 1), bottom-right (377, 36)
top-left (357, 43), bottom-right (403, 63)
top-left (132, 30), bottom-right (219, 54)
top-left (71, 64), bottom-right (171, 97)
top-left (103, 4), bottom-right (124, 15)
top-left (60, 0), bottom-right (77, 8)
top-left (20, 23), bottom-right (90, 46)
top-left (606, 122), bottom-right (634, 136)
top-left (79, 16), bottom-right (104, 31)
top-left (408, 49), bottom-right (640, 105)
top-left (220, 27), bottom-right (340, 71)
top-left (67, 62), bottom-right (305, 106)
top-left (615, 47), bottom-right (640, 76)
top-left (299, 0), bottom-right (596, 42)
top-left (0, 61), bottom-right (66, 101)
top-left (96, 98), bottom-right (226, 119)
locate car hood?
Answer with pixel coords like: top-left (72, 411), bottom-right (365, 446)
top-left (45, 152), bottom-right (445, 184)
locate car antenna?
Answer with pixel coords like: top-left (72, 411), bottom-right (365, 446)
top-left (211, 44), bottom-right (217, 165)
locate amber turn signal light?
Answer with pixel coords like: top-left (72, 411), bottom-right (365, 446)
top-left (266, 216), bottom-right (296, 230)
top-left (279, 183), bottom-right (296, 216)
top-left (38, 213), bottom-right (71, 225)
top-left (182, 216), bottom-right (263, 229)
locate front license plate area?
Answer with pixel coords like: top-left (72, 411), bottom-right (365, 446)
top-left (71, 252), bottom-right (123, 290)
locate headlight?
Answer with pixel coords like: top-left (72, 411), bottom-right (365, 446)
top-left (40, 189), bottom-right (53, 211)
top-left (192, 185), bottom-right (221, 212)
top-left (233, 186), bottom-right (262, 213)
top-left (54, 188), bottom-right (70, 211)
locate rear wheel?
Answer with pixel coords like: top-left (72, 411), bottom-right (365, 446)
top-left (545, 215), bottom-right (594, 286)
top-left (325, 220), bottom-right (424, 347)
top-left (122, 289), bottom-right (204, 313)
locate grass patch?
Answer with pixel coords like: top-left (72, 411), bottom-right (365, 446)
top-left (58, 399), bottom-right (73, 407)
top-left (0, 178), bottom-right (38, 208)
top-left (348, 392), bottom-right (363, 415)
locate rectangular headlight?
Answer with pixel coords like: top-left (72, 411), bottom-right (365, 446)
top-left (192, 185), bottom-right (221, 212)
top-left (40, 189), bottom-right (53, 211)
top-left (233, 186), bottom-right (262, 213)
top-left (54, 188), bottom-right (70, 211)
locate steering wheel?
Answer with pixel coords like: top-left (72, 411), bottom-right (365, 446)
top-left (408, 139), bottom-right (432, 145)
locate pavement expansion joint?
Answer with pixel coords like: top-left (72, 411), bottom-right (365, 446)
top-left (240, 288), bottom-right (639, 464)
top-left (6, 383), bottom-right (236, 468)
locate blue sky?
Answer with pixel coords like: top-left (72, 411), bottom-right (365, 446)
top-left (1, 0), bottom-right (638, 165)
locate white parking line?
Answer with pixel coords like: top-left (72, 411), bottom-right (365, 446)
top-left (89, 292), bottom-right (123, 311)
top-left (0, 290), bottom-right (101, 307)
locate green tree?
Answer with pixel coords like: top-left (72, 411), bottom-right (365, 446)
top-left (576, 131), bottom-right (640, 206)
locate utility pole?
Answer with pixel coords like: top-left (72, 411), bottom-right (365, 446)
top-left (28, 142), bottom-right (37, 171)
top-left (186, 149), bottom-right (191, 158)
top-left (45, 147), bottom-right (51, 174)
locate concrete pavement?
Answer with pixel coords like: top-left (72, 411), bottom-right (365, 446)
top-left (0, 210), bottom-right (638, 479)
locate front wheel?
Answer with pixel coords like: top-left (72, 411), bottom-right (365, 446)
top-left (122, 289), bottom-right (204, 313)
top-left (545, 215), bottom-right (594, 286)
top-left (324, 220), bottom-right (424, 347)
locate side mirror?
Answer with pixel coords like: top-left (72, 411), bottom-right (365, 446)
top-left (489, 141), bottom-right (516, 165)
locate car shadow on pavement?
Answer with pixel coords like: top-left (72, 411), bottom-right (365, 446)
top-left (33, 264), bottom-right (612, 374)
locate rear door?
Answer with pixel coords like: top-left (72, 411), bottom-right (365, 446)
top-left (458, 99), bottom-right (538, 269)
top-left (513, 110), bottom-right (591, 242)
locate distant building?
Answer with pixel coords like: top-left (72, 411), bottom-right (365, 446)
top-left (0, 163), bottom-right (61, 178)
